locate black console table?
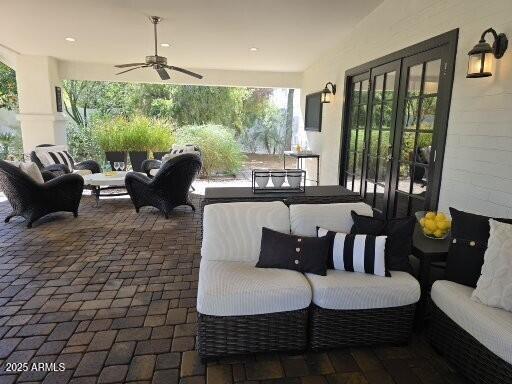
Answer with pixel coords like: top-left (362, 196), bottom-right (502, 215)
top-left (412, 225), bottom-right (450, 329)
top-left (283, 151), bottom-right (320, 185)
top-left (202, 185), bottom-right (360, 211)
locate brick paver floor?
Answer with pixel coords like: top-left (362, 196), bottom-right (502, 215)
top-left (0, 194), bottom-right (467, 383)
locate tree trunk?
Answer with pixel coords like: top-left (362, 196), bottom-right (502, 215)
top-left (284, 89), bottom-right (294, 151)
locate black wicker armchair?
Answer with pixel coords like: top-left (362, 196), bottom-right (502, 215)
top-left (0, 161), bottom-right (84, 228)
top-left (30, 144), bottom-right (102, 176)
top-left (125, 153), bottom-right (202, 218)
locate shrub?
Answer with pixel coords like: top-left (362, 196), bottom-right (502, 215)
top-left (67, 121), bottom-right (105, 166)
top-left (93, 116), bottom-right (128, 152)
top-left (148, 118), bottom-right (175, 152)
top-left (175, 124), bottom-right (245, 176)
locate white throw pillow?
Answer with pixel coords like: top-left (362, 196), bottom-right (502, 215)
top-left (6, 161), bottom-right (44, 184)
top-left (472, 219), bottom-right (512, 311)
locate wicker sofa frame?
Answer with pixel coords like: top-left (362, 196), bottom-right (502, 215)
top-left (0, 160), bottom-right (84, 228)
top-left (309, 304), bottom-right (416, 350)
top-left (429, 302), bottom-right (512, 384)
top-left (197, 309), bottom-right (308, 359)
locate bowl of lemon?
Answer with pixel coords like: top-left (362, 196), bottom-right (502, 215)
top-left (415, 211), bottom-right (451, 240)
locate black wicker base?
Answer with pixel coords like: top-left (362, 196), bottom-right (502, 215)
top-left (309, 304), bottom-right (416, 350)
top-left (197, 309), bottom-right (308, 359)
top-left (429, 303), bottom-right (512, 384)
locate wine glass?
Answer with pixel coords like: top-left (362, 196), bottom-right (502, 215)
top-left (118, 162), bottom-right (125, 171)
top-left (113, 162), bottom-right (119, 171)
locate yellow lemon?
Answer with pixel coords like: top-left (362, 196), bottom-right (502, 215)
top-left (424, 219), bottom-right (437, 232)
top-left (437, 220), bottom-right (451, 230)
top-left (420, 218), bottom-right (426, 227)
top-left (425, 211), bottom-right (436, 220)
top-left (435, 212), bottom-right (447, 222)
top-left (434, 229), bottom-right (445, 238)
top-left (423, 227), bottom-right (434, 235)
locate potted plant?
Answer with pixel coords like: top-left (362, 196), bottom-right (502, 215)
top-left (125, 116), bottom-right (151, 172)
top-left (95, 116), bottom-right (128, 171)
top-left (149, 120), bottom-right (174, 160)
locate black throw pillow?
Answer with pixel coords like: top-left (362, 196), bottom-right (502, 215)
top-left (445, 207), bottom-right (512, 287)
top-left (350, 211), bottom-right (415, 274)
top-left (256, 227), bottom-right (329, 276)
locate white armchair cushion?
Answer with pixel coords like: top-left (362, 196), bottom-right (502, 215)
top-left (432, 280), bottom-right (512, 365)
top-left (289, 202), bottom-right (373, 236)
top-left (306, 270), bottom-right (420, 310)
top-left (201, 201), bottom-right (290, 263)
top-left (197, 260), bottom-right (311, 316)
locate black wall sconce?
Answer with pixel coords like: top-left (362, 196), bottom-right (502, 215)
top-left (320, 82), bottom-right (336, 103)
top-left (467, 28), bottom-right (508, 78)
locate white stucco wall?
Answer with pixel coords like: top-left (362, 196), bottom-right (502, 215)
top-left (301, 0), bottom-right (512, 217)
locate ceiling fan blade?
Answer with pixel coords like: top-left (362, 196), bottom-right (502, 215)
top-left (114, 63), bottom-right (146, 68)
top-left (166, 65), bottom-right (203, 79)
top-left (156, 67), bottom-right (170, 80)
top-left (116, 66), bottom-right (146, 75)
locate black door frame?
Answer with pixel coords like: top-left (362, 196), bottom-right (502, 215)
top-left (339, 29), bottom-right (458, 214)
top-left (361, 59), bottom-right (401, 216)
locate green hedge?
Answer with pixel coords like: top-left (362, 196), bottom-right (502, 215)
top-left (175, 125), bottom-right (245, 176)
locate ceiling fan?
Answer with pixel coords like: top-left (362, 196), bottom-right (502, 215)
top-left (114, 16), bottom-right (203, 81)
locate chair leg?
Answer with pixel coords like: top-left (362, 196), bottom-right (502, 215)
top-left (73, 210), bottom-right (78, 218)
top-left (187, 203), bottom-right (196, 212)
top-left (4, 212), bottom-right (15, 223)
top-left (27, 221), bottom-right (33, 228)
top-left (135, 207), bottom-right (140, 213)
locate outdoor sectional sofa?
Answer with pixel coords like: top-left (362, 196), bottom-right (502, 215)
top-left (429, 280), bottom-right (512, 384)
top-left (197, 201), bottom-right (421, 358)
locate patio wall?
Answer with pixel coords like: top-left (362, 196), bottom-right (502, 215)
top-left (301, 0), bottom-right (512, 217)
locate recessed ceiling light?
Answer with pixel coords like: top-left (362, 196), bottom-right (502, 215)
top-left (65, 37), bottom-right (76, 42)
top-left (160, 43), bottom-right (170, 47)
top-left (250, 47), bottom-right (258, 52)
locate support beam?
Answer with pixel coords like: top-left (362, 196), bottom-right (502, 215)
top-left (16, 55), bottom-right (67, 152)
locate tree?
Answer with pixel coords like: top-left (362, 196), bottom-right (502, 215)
top-left (0, 61), bottom-right (17, 111)
top-left (284, 88), bottom-right (294, 150)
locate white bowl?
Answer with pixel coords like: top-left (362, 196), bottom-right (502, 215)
top-left (271, 171), bottom-right (286, 188)
top-left (286, 171), bottom-right (302, 188)
top-left (255, 174), bottom-right (270, 188)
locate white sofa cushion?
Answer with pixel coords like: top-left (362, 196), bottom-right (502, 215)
top-left (201, 201), bottom-right (290, 263)
top-left (431, 280), bottom-right (512, 365)
top-left (197, 260), bottom-right (312, 316)
top-left (306, 270), bottom-right (420, 310)
top-left (290, 202), bottom-right (373, 236)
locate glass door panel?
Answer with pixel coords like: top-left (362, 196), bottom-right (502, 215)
top-left (343, 73), bottom-right (369, 194)
top-left (362, 61), bottom-right (400, 216)
top-left (390, 49), bottom-right (446, 217)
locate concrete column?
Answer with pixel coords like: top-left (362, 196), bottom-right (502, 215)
top-left (15, 55), bottom-right (67, 152)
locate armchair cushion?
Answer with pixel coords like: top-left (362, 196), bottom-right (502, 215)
top-left (7, 161), bottom-right (44, 184)
top-left (33, 145), bottom-right (74, 169)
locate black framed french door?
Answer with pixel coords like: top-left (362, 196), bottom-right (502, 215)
top-left (339, 30), bottom-right (458, 218)
top-left (361, 60), bottom-right (400, 216)
top-left (389, 46), bottom-right (452, 217)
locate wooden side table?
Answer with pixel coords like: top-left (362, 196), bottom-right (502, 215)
top-left (412, 225), bottom-right (450, 329)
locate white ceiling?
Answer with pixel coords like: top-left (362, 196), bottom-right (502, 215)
top-left (0, 0), bottom-right (383, 72)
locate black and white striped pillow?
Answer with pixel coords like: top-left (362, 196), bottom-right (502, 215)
top-left (318, 228), bottom-right (389, 277)
top-left (35, 150), bottom-right (74, 170)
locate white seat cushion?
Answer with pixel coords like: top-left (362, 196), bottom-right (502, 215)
top-left (289, 202), bottom-right (373, 236)
top-left (201, 201), bottom-right (290, 263)
top-left (197, 260), bottom-right (312, 316)
top-left (431, 280), bottom-right (512, 365)
top-left (306, 270), bottom-right (420, 310)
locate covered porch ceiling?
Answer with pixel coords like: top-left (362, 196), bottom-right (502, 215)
top-left (0, 0), bottom-right (383, 87)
